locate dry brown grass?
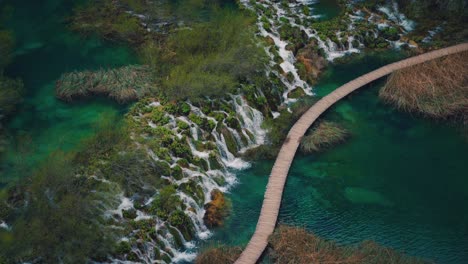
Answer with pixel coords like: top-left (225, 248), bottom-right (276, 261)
top-left (300, 121), bottom-right (349, 153)
top-left (380, 51), bottom-right (468, 124)
top-left (56, 65), bottom-right (156, 103)
top-left (268, 225), bottom-right (431, 264)
top-left (195, 245), bottom-right (242, 264)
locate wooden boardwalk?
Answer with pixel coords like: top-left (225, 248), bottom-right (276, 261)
top-left (234, 43), bottom-right (468, 264)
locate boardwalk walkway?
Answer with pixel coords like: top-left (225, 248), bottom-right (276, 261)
top-left (235, 43), bottom-right (468, 264)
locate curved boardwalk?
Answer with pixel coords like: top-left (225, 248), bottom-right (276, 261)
top-left (235, 43), bottom-right (468, 264)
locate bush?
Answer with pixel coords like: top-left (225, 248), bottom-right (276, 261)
top-left (140, 9), bottom-right (267, 101)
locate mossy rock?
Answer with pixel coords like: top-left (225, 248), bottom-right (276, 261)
top-left (169, 210), bottom-right (195, 241)
top-left (220, 127), bottom-right (238, 155)
top-left (288, 88), bottom-right (306, 99)
top-left (209, 154), bottom-right (223, 170)
top-left (179, 180), bottom-right (205, 206)
top-left (212, 175), bottom-right (226, 187)
top-left (161, 253), bottom-right (172, 263)
top-left (193, 157), bottom-right (209, 171)
top-left (171, 165), bottom-right (183, 180)
top-left (115, 241), bottom-right (132, 256)
top-left (127, 251), bottom-right (140, 262)
top-left (155, 161), bottom-right (171, 176)
top-left (122, 208), bottom-right (137, 219)
top-left (177, 158), bottom-right (189, 168)
top-left (168, 225), bottom-right (185, 249)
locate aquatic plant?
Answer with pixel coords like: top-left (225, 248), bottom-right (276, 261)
top-left (69, 0), bottom-right (147, 44)
top-left (300, 121), bottom-right (349, 153)
top-left (380, 51), bottom-right (468, 123)
top-left (268, 225), bottom-right (428, 264)
top-left (194, 245), bottom-right (242, 264)
top-left (56, 65), bottom-right (156, 103)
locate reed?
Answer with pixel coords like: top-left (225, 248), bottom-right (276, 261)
top-left (380, 51), bottom-right (468, 124)
top-left (56, 65), bottom-right (156, 103)
top-left (268, 225), bottom-right (430, 264)
top-left (300, 121), bottom-right (349, 153)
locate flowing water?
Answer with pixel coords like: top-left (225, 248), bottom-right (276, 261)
top-left (2, 0), bottom-right (467, 263)
top-left (0, 0), bottom-right (137, 184)
top-left (205, 51), bottom-right (468, 264)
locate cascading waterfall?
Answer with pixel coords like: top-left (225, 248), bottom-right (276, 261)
top-left (97, 1), bottom-right (422, 263)
top-left (101, 94), bottom-right (268, 263)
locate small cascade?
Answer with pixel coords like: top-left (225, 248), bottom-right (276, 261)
top-left (378, 0), bottom-right (415, 32)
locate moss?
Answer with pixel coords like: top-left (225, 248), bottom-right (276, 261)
top-left (122, 208), bottom-right (137, 219)
top-left (287, 88), bottom-right (306, 99)
top-left (176, 119), bottom-right (190, 130)
top-left (115, 241), bottom-right (132, 256)
top-left (155, 161), bottom-right (171, 176)
top-left (171, 165), bottom-right (183, 180)
top-left (149, 186), bottom-right (183, 220)
top-left (209, 153), bottom-right (223, 170)
top-left (193, 156), bottom-right (210, 171)
top-left (168, 210), bottom-right (195, 241)
top-left (179, 180), bottom-right (205, 206)
top-left (177, 158), bottom-right (189, 168)
top-left (220, 126), bottom-right (238, 155)
top-left (151, 107), bottom-right (170, 125)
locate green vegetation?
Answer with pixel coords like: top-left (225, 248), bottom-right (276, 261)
top-left (380, 51), bottom-right (467, 124)
top-left (56, 65), bottom-right (156, 103)
top-left (140, 10), bottom-right (267, 101)
top-left (300, 121), bottom-right (349, 153)
top-left (0, 153), bottom-right (113, 263)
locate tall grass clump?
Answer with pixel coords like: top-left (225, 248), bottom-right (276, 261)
top-left (380, 51), bottom-right (467, 124)
top-left (140, 9), bottom-right (267, 101)
top-left (56, 65), bottom-right (156, 103)
top-left (195, 245), bottom-right (242, 264)
top-left (268, 225), bottom-right (430, 264)
top-left (300, 121), bottom-right (349, 153)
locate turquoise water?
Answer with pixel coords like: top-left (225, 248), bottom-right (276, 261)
top-left (206, 52), bottom-right (468, 263)
top-left (310, 0), bottom-right (342, 21)
top-left (0, 0), bottom-right (137, 184)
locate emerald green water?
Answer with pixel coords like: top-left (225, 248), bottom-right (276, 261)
top-left (0, 0), bottom-right (137, 184)
top-left (309, 0), bottom-right (342, 21)
top-left (206, 52), bottom-right (468, 263)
